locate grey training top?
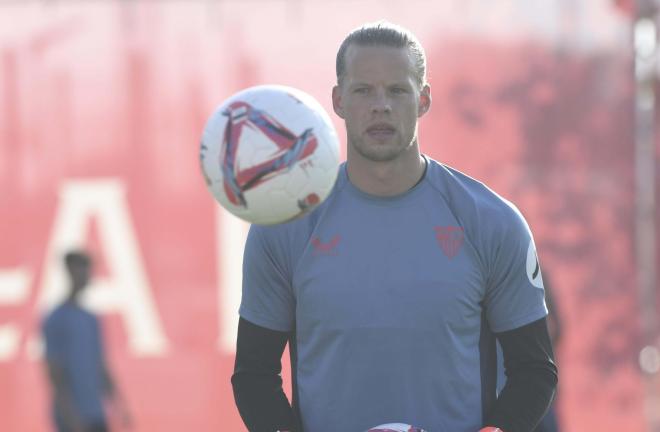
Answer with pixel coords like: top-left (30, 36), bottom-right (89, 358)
top-left (240, 156), bottom-right (547, 432)
top-left (43, 302), bottom-right (107, 428)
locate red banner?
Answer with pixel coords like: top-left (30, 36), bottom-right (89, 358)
top-left (0, 2), bottom-right (649, 431)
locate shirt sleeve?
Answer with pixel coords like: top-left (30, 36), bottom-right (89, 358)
top-left (239, 225), bottom-right (296, 332)
top-left (483, 202), bottom-right (548, 333)
top-left (42, 313), bottom-right (67, 364)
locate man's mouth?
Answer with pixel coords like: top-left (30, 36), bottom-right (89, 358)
top-left (366, 123), bottom-right (396, 138)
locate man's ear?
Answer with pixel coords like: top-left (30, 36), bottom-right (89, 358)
top-left (418, 84), bottom-right (431, 117)
top-left (332, 85), bottom-right (345, 119)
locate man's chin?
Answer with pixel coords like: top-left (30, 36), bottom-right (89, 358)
top-left (355, 144), bottom-right (402, 162)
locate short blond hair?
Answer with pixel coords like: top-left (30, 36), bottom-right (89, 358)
top-left (336, 21), bottom-right (427, 89)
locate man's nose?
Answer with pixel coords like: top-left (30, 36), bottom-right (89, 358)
top-left (371, 89), bottom-right (392, 114)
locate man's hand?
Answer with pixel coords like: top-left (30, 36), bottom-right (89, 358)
top-left (107, 399), bottom-right (133, 430)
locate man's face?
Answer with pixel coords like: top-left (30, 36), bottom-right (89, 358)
top-left (332, 44), bottom-right (431, 162)
top-left (69, 260), bottom-right (91, 288)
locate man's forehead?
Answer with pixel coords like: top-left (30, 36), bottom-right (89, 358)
top-left (345, 44), bottom-right (415, 77)
top-left (344, 44), bottom-right (414, 70)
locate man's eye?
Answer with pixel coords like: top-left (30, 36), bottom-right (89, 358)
top-left (354, 88), bottom-right (369, 94)
top-left (391, 87), bottom-right (407, 94)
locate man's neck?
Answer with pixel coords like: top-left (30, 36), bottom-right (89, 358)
top-left (346, 144), bottom-right (426, 197)
top-left (66, 286), bottom-right (83, 304)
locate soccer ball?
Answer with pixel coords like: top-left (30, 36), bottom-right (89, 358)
top-left (199, 85), bottom-right (341, 225)
top-left (366, 424), bottom-right (427, 432)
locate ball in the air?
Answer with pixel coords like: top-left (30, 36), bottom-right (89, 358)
top-left (199, 85), bottom-right (340, 225)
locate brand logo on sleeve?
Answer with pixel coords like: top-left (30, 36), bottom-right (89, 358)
top-left (526, 240), bottom-right (544, 288)
top-left (434, 226), bottom-right (464, 259)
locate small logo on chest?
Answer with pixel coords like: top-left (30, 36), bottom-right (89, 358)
top-left (434, 226), bottom-right (464, 259)
top-left (311, 235), bottom-right (341, 255)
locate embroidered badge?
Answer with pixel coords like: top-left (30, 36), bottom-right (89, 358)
top-left (434, 226), bottom-right (464, 259)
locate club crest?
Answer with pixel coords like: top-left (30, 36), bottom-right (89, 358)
top-left (434, 226), bottom-right (464, 259)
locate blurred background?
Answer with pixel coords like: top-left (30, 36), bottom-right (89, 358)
top-left (1, 0), bottom-right (659, 431)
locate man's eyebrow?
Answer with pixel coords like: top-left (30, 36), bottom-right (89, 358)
top-left (389, 81), bottom-right (413, 87)
top-left (349, 82), bottom-right (411, 87)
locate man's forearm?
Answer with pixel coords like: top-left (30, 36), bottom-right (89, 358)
top-left (48, 361), bottom-right (84, 432)
top-left (232, 318), bottom-right (296, 432)
top-left (232, 369), bottom-right (295, 431)
top-left (486, 318), bottom-right (558, 432)
top-left (54, 391), bottom-right (84, 432)
top-left (485, 365), bottom-right (556, 431)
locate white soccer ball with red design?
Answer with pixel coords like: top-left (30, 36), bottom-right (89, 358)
top-left (366, 424), bottom-right (427, 432)
top-left (200, 85), bottom-right (340, 225)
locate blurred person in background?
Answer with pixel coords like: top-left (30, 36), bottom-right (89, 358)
top-left (42, 250), bottom-right (132, 432)
top-left (232, 21), bottom-right (557, 432)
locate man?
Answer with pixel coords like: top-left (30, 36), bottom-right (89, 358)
top-left (232, 22), bottom-right (557, 432)
top-left (42, 251), bottom-right (131, 432)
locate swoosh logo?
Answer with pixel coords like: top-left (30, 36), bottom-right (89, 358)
top-left (532, 258), bottom-right (540, 279)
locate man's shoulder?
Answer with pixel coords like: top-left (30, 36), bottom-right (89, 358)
top-left (426, 158), bottom-right (521, 224)
top-left (42, 303), bottom-right (69, 335)
top-left (44, 302), bottom-right (69, 320)
top-left (44, 302), bottom-right (95, 328)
